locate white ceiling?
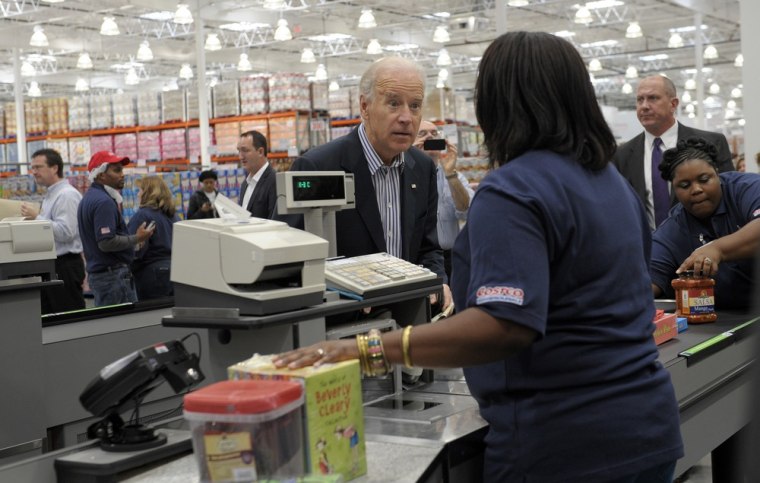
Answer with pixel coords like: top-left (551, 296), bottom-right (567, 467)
top-left (0, 0), bottom-right (744, 115)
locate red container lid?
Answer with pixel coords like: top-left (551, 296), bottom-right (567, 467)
top-left (184, 380), bottom-right (303, 415)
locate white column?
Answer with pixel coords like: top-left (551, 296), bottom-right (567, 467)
top-left (195, 1), bottom-right (211, 168)
top-left (693, 12), bottom-right (705, 130)
top-left (12, 49), bottom-right (28, 175)
top-left (740, 0), bottom-right (759, 172)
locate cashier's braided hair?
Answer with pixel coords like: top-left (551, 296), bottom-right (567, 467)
top-left (659, 137), bottom-right (720, 181)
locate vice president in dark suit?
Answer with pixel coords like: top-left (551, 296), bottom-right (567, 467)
top-left (613, 75), bottom-right (733, 230)
top-left (290, 56), bottom-right (451, 308)
top-left (237, 130), bottom-right (277, 219)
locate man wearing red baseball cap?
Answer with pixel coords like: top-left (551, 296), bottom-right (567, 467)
top-left (77, 151), bottom-right (154, 306)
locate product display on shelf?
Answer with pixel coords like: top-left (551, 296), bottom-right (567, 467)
top-left (162, 90), bottom-right (186, 123)
top-left (311, 82), bottom-right (329, 112)
top-left (114, 133), bottom-right (139, 161)
top-left (112, 93), bottom-right (137, 128)
top-left (239, 75), bottom-right (270, 115)
top-left (137, 131), bottom-right (161, 161)
top-left (68, 137), bottom-right (91, 166)
top-left (89, 134), bottom-right (114, 154)
top-left (24, 101), bottom-right (45, 134)
top-left (160, 128), bottom-right (188, 160)
top-left (137, 91), bottom-right (162, 127)
top-left (187, 87), bottom-right (211, 121)
top-left (213, 121), bottom-right (240, 157)
top-left (328, 88), bottom-right (352, 119)
top-left (212, 82), bottom-right (240, 118)
top-left (3, 103), bottom-right (15, 137)
top-left (44, 98), bottom-right (68, 134)
top-left (269, 112), bottom-right (309, 154)
top-left (90, 94), bottom-right (113, 130)
top-left (68, 97), bottom-right (90, 132)
top-left (268, 73), bottom-right (311, 112)
top-left (187, 126), bottom-right (214, 164)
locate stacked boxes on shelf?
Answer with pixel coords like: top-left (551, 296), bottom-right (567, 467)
top-left (68, 137), bottom-right (91, 166)
top-left (0, 175), bottom-right (40, 203)
top-left (66, 173), bottom-right (90, 195)
top-left (45, 98), bottom-right (69, 134)
top-left (90, 94), bottom-right (113, 129)
top-left (212, 82), bottom-right (240, 118)
top-left (311, 82), bottom-right (329, 112)
top-left (213, 121), bottom-right (240, 157)
top-left (268, 73), bottom-right (310, 112)
top-left (187, 87), bottom-right (211, 121)
top-left (25, 101), bottom-right (46, 134)
top-left (162, 90), bottom-right (186, 123)
top-left (160, 128), bottom-right (187, 160)
top-left (90, 135), bottom-right (114, 154)
top-left (114, 133), bottom-right (139, 160)
top-left (68, 97), bottom-right (90, 131)
top-left (137, 91), bottom-right (162, 126)
top-left (269, 114), bottom-right (308, 154)
top-left (239, 119), bottom-right (267, 137)
top-left (112, 93), bottom-right (137, 128)
top-left (3, 103), bottom-right (15, 137)
top-left (187, 126), bottom-right (213, 163)
top-left (46, 139), bottom-right (69, 162)
top-left (239, 75), bottom-right (269, 115)
top-left (328, 88), bottom-right (351, 119)
top-left (137, 131), bottom-right (161, 162)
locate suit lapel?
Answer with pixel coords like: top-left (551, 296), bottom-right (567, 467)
top-left (239, 180), bottom-right (248, 206)
top-left (400, 153), bottom-right (417, 259)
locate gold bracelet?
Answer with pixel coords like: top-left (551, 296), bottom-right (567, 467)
top-left (445, 170), bottom-right (457, 180)
top-left (402, 325), bottom-right (413, 368)
top-left (356, 334), bottom-right (371, 376)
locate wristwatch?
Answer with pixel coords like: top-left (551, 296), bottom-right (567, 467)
top-left (445, 170), bottom-right (458, 179)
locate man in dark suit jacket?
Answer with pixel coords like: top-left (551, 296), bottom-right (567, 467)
top-left (290, 56), bottom-right (450, 308)
top-left (614, 75), bottom-right (733, 230)
top-left (237, 130), bottom-right (277, 219)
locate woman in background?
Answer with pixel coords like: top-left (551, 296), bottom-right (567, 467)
top-left (274, 32), bottom-right (682, 482)
top-left (128, 176), bottom-right (179, 300)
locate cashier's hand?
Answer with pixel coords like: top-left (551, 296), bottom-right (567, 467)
top-left (273, 339), bottom-right (359, 370)
top-left (430, 284), bottom-right (453, 311)
top-left (135, 222), bottom-right (156, 243)
top-left (677, 243), bottom-right (722, 277)
top-left (20, 202), bottom-right (39, 220)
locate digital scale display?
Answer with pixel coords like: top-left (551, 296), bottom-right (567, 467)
top-left (292, 175), bottom-right (345, 202)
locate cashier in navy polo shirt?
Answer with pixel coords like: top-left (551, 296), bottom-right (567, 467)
top-left (77, 151), bottom-right (154, 307)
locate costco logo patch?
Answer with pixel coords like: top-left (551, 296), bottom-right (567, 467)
top-left (476, 285), bottom-right (524, 306)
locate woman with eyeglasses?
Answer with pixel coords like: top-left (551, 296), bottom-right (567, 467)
top-left (650, 137), bottom-right (760, 310)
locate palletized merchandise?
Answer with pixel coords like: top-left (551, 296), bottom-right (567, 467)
top-left (328, 88), bottom-right (351, 119)
top-left (45, 98), bottom-right (69, 134)
top-left (137, 91), bottom-right (162, 126)
top-left (239, 75), bottom-right (270, 114)
top-left (187, 126), bottom-right (214, 163)
top-left (68, 137), bottom-right (91, 166)
top-left (213, 121), bottom-right (240, 156)
top-left (187, 87), bottom-right (212, 121)
top-left (311, 82), bottom-right (329, 112)
top-left (90, 94), bottom-right (113, 129)
top-left (25, 101), bottom-right (46, 134)
top-left (4, 103), bottom-right (16, 136)
top-left (90, 135), bottom-right (114, 154)
top-left (160, 128), bottom-right (187, 160)
top-left (114, 133), bottom-right (138, 160)
top-left (112, 93), bottom-right (137, 127)
top-left (137, 131), bottom-right (161, 161)
top-left (268, 73), bottom-right (311, 112)
top-left (162, 90), bottom-right (186, 123)
top-left (68, 96), bottom-right (90, 131)
top-left (349, 87), bottom-right (361, 118)
top-left (46, 139), bottom-right (69, 163)
top-left (239, 119), bottom-right (267, 137)
top-left (212, 81), bottom-right (240, 118)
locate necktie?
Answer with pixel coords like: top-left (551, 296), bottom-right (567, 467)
top-left (651, 137), bottom-right (669, 228)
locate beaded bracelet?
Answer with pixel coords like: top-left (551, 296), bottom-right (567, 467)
top-left (355, 329), bottom-right (391, 377)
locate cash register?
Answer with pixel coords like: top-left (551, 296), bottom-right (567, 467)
top-left (0, 218), bottom-right (56, 280)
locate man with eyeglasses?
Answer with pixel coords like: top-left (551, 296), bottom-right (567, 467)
top-left (21, 148), bottom-right (86, 313)
top-left (413, 121), bottom-right (474, 282)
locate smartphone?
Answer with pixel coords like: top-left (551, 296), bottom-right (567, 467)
top-left (146, 221), bottom-right (156, 230)
top-left (423, 138), bottom-right (447, 151)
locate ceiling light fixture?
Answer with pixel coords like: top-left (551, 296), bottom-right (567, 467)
top-left (708, 82), bottom-right (720, 94)
top-left (21, 60), bottom-right (36, 77)
top-left (75, 77), bottom-right (89, 92)
top-left (125, 67), bottom-right (140, 85)
top-left (508, 0), bottom-right (529, 6)
top-left (575, 6), bottom-right (592, 25)
top-left (100, 16), bottom-right (119, 36)
top-left (438, 68), bottom-right (449, 81)
top-left (205, 33), bottom-right (222, 51)
top-left (684, 78), bottom-right (696, 90)
top-left (77, 52), bottom-right (93, 69)
top-left (703, 44), bottom-right (718, 60)
top-left (621, 82), bottom-right (633, 94)
top-left (263, 0), bottom-right (286, 9)
top-left (28, 81), bottom-right (41, 97)
top-left (625, 22), bottom-right (642, 39)
top-left (432, 25), bottom-right (450, 43)
top-left (136, 41), bottom-right (153, 61)
top-left (300, 47), bottom-right (315, 63)
top-left (30, 26), bottom-right (49, 47)
top-left (668, 33), bottom-right (683, 49)
top-left (727, 100), bottom-right (737, 109)
top-left (685, 103), bottom-right (695, 114)
top-left (179, 63), bottom-right (193, 79)
top-left (274, 18), bottom-right (292, 41)
top-left (358, 9), bottom-right (377, 29)
top-left (314, 64), bottom-right (327, 81)
top-left (681, 91), bottom-right (691, 103)
top-left (734, 53), bottom-right (743, 67)
top-left (329, 80), bottom-right (340, 92)
top-left (588, 58), bottom-right (602, 72)
top-left (625, 65), bottom-right (638, 78)
top-left (436, 48), bottom-right (452, 66)
top-left (173, 4), bottom-right (193, 24)
top-left (731, 87), bottom-right (742, 98)
top-left (366, 39), bottom-right (382, 55)
top-left (237, 53), bottom-right (252, 71)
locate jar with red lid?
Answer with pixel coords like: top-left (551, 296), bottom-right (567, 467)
top-left (671, 271), bottom-right (718, 323)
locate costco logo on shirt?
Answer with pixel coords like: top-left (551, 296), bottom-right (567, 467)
top-left (476, 285), bottom-right (525, 306)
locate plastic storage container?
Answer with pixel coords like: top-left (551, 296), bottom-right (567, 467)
top-left (184, 379), bottom-right (305, 482)
top-left (671, 270), bottom-right (717, 323)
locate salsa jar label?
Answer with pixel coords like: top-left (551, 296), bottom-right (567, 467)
top-left (681, 288), bottom-right (715, 314)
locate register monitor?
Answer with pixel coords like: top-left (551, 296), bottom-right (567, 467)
top-left (0, 219), bottom-right (56, 280)
top-left (171, 217), bottom-right (329, 315)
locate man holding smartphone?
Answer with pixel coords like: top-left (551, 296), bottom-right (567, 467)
top-left (414, 121), bottom-right (474, 282)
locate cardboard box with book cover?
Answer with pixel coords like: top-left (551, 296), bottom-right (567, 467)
top-left (229, 355), bottom-right (366, 481)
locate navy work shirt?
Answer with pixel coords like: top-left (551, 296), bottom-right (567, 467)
top-left (127, 207), bottom-right (178, 273)
top-left (651, 171), bottom-right (760, 310)
top-left (451, 150), bottom-right (683, 482)
top-left (77, 183), bottom-right (133, 273)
